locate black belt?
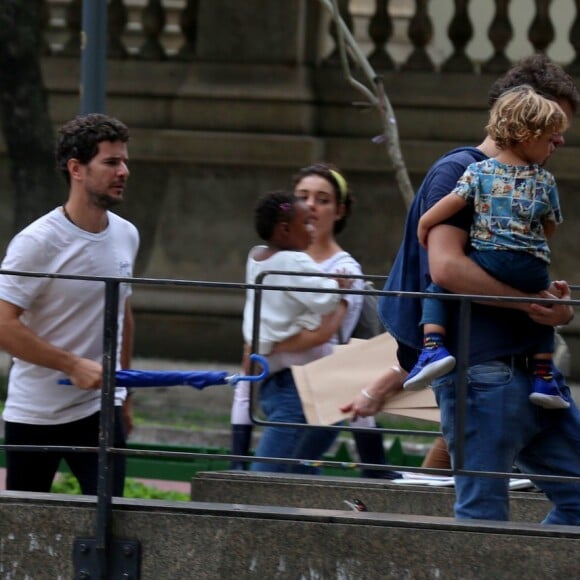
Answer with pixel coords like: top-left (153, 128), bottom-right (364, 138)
top-left (496, 354), bottom-right (531, 370)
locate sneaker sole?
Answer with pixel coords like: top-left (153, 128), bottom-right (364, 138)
top-left (403, 356), bottom-right (456, 391)
top-left (529, 393), bottom-right (570, 410)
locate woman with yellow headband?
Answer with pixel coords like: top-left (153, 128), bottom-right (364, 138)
top-left (230, 163), bottom-right (394, 477)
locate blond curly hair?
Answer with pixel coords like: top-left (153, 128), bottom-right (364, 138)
top-left (486, 85), bottom-right (569, 150)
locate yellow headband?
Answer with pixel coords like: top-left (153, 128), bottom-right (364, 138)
top-left (329, 169), bottom-right (348, 203)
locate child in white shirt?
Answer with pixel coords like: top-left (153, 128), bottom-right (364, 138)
top-left (243, 191), bottom-right (345, 358)
top-left (242, 190), bottom-right (349, 473)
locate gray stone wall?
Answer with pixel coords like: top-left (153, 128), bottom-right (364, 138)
top-left (1, 58), bottom-right (579, 368)
top-left (1, 491), bottom-right (579, 578)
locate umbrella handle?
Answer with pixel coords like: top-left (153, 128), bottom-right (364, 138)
top-left (228, 354), bottom-right (269, 384)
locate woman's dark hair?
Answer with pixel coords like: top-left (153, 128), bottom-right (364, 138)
top-left (291, 162), bottom-right (353, 235)
top-left (254, 191), bottom-right (297, 242)
top-left (56, 114), bottom-right (130, 184)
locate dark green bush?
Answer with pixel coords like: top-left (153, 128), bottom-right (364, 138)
top-left (51, 472), bottom-right (189, 502)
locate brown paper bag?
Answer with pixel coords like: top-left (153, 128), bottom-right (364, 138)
top-left (292, 332), bottom-right (439, 425)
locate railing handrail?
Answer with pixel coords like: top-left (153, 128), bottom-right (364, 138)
top-left (1, 269), bottom-right (578, 576)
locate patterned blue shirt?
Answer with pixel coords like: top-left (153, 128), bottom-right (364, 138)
top-left (452, 158), bottom-right (562, 263)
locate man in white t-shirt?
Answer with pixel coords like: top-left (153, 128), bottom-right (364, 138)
top-left (0, 114), bottom-right (140, 496)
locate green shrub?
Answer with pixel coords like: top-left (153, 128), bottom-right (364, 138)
top-left (51, 472), bottom-right (189, 502)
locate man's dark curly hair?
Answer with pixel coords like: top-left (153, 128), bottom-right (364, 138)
top-left (56, 114), bottom-right (129, 184)
top-left (488, 54), bottom-right (580, 113)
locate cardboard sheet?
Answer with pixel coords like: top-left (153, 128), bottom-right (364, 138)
top-left (292, 332), bottom-right (439, 425)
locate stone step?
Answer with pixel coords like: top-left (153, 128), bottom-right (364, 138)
top-left (190, 471), bottom-right (552, 523)
top-left (1, 491), bottom-right (578, 578)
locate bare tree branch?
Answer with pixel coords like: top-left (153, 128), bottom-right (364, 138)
top-left (319, 0), bottom-right (414, 208)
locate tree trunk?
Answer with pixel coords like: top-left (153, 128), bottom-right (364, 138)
top-left (0, 0), bottom-right (62, 234)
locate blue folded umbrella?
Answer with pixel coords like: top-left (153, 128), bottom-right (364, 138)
top-left (104, 369), bottom-right (230, 389)
top-left (58, 354), bottom-right (269, 389)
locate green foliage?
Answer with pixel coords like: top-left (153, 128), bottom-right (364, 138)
top-left (131, 407), bottom-right (232, 431)
top-left (51, 472), bottom-right (82, 495)
top-left (51, 472), bottom-right (189, 502)
top-left (124, 479), bottom-right (189, 502)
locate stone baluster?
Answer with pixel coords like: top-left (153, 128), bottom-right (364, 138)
top-left (60, 0), bottom-right (82, 56)
top-left (108, 0), bottom-right (129, 59)
top-left (402, 0), bottom-right (435, 71)
top-left (368, 0), bottom-right (394, 70)
top-left (567, 0), bottom-right (580, 74)
top-left (139, 0), bottom-right (167, 60)
top-left (324, 0), bottom-right (354, 66)
top-left (40, 0), bottom-right (52, 56)
top-left (482, 0), bottom-right (513, 73)
top-left (176, 0), bottom-right (199, 60)
top-left (528, 0), bottom-right (554, 54)
top-left (441, 0), bottom-right (474, 72)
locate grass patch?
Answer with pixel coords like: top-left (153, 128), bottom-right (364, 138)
top-left (132, 410), bottom-right (232, 430)
top-left (51, 472), bottom-right (189, 502)
top-left (131, 392), bottom-right (233, 430)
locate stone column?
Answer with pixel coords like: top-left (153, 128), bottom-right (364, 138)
top-left (196, 0), bottom-right (318, 65)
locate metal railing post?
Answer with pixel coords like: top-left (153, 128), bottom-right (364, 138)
top-left (80, 0), bottom-right (108, 113)
top-left (454, 297), bottom-right (471, 472)
top-left (94, 279), bottom-right (120, 578)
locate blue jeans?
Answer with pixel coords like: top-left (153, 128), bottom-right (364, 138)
top-left (290, 427), bottom-right (341, 475)
top-left (250, 369), bottom-right (308, 473)
top-left (422, 250), bottom-right (554, 354)
top-left (433, 362), bottom-right (580, 523)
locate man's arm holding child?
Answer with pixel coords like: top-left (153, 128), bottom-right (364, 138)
top-left (418, 193), bottom-right (467, 248)
top-left (342, 226), bottom-right (573, 420)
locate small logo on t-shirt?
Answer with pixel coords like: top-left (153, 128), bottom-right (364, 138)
top-left (118, 260), bottom-right (132, 277)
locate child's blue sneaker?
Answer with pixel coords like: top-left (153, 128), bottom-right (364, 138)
top-left (403, 346), bottom-right (456, 391)
top-left (529, 378), bottom-right (570, 409)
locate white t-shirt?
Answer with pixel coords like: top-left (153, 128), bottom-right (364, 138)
top-left (320, 251), bottom-right (364, 345)
top-left (231, 249), bottom-right (366, 423)
top-left (0, 207), bottom-right (139, 425)
top-left (242, 246), bottom-right (341, 356)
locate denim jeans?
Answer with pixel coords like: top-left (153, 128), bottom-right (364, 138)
top-left (290, 424), bottom-right (392, 477)
top-left (290, 427), bottom-right (340, 475)
top-left (250, 369), bottom-right (307, 473)
top-left (422, 250), bottom-right (554, 354)
top-left (433, 361), bottom-right (580, 523)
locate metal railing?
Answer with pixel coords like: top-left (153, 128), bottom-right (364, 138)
top-left (0, 268), bottom-right (578, 577)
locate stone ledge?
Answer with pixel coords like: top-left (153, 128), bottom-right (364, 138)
top-left (190, 471), bottom-right (553, 523)
top-left (2, 489), bottom-right (578, 535)
top-left (1, 491), bottom-right (579, 578)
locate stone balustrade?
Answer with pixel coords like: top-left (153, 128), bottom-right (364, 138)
top-left (10, 1), bottom-right (580, 366)
top-left (41, 0), bottom-right (580, 71)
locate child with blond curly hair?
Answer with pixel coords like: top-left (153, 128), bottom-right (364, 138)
top-left (404, 85), bottom-right (570, 410)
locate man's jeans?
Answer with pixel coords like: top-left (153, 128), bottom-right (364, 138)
top-left (433, 361), bottom-right (580, 524)
top-left (250, 369), bottom-right (307, 473)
